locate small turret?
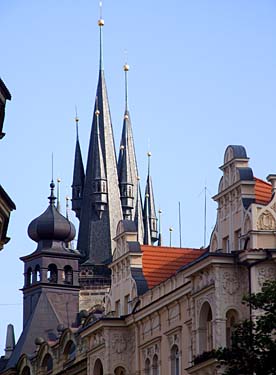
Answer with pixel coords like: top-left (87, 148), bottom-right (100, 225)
top-left (4, 324), bottom-right (15, 359)
top-left (71, 115), bottom-right (85, 220)
top-left (143, 152), bottom-right (158, 244)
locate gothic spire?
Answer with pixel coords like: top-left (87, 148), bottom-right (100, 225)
top-left (134, 176), bottom-right (144, 244)
top-left (71, 114), bottom-right (85, 220)
top-left (77, 16), bottom-right (122, 263)
top-left (118, 64), bottom-right (144, 238)
top-left (144, 152), bottom-right (158, 244)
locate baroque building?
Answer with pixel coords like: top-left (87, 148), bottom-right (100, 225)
top-left (1, 15), bottom-right (276, 375)
top-left (0, 78), bottom-right (15, 251)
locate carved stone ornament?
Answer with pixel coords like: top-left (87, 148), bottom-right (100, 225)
top-left (112, 334), bottom-right (127, 354)
top-left (222, 271), bottom-right (239, 295)
top-left (271, 201), bottom-right (276, 213)
top-left (257, 210), bottom-right (276, 230)
top-left (257, 266), bottom-right (276, 286)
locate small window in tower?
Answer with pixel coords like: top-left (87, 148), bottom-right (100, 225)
top-left (47, 264), bottom-right (58, 284)
top-left (26, 267), bottom-right (32, 286)
top-left (34, 265), bottom-right (41, 283)
top-left (64, 265), bottom-right (73, 285)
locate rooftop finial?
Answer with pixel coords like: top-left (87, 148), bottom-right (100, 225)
top-left (75, 106), bottom-right (79, 139)
top-left (66, 195), bottom-right (70, 220)
top-left (147, 151), bottom-right (152, 175)
top-left (123, 51), bottom-right (130, 112)
top-left (57, 178), bottom-right (61, 212)
top-left (49, 153), bottom-right (56, 205)
top-left (158, 208), bottom-right (162, 246)
top-left (98, 1), bottom-right (104, 70)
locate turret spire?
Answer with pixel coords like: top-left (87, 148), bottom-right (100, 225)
top-left (144, 151), bottom-right (158, 244)
top-left (71, 114), bottom-right (85, 220)
top-left (134, 176), bottom-right (144, 244)
top-left (158, 208), bottom-right (162, 246)
top-left (124, 62), bottom-right (129, 111)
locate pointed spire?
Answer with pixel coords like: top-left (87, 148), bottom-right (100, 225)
top-left (144, 152), bottom-right (158, 244)
top-left (4, 324), bottom-right (15, 359)
top-left (158, 209), bottom-right (162, 246)
top-left (77, 10), bottom-right (122, 263)
top-left (143, 192), bottom-right (151, 245)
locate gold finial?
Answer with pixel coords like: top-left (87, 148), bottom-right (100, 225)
top-left (57, 177), bottom-right (61, 183)
top-left (124, 63), bottom-right (130, 72)
top-left (147, 151), bottom-right (152, 157)
top-left (120, 145), bottom-right (125, 150)
top-left (145, 193), bottom-right (149, 198)
top-left (137, 176), bottom-right (140, 181)
top-left (95, 109), bottom-right (100, 116)
top-left (98, 19), bottom-right (104, 26)
top-left (169, 227), bottom-right (173, 232)
top-left (158, 209), bottom-right (162, 214)
top-left (124, 114), bottom-right (129, 120)
top-left (66, 195), bottom-right (70, 201)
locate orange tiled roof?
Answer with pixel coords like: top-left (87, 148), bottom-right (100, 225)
top-left (141, 245), bottom-right (204, 289)
top-left (254, 177), bottom-right (272, 205)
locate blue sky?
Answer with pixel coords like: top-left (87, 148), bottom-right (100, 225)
top-left (1, 0), bottom-right (276, 353)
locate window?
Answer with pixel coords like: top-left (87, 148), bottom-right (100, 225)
top-left (93, 359), bottom-right (103, 375)
top-left (41, 354), bottom-right (53, 374)
top-left (124, 294), bottom-right (131, 315)
top-left (21, 367), bottom-right (31, 375)
top-left (226, 309), bottom-right (238, 348)
top-left (63, 265), bottom-right (73, 285)
top-left (26, 267), bottom-right (32, 286)
top-left (222, 236), bottom-right (230, 253)
top-left (64, 340), bottom-right (76, 362)
top-left (47, 264), bottom-right (57, 283)
top-left (199, 302), bottom-right (213, 353)
top-left (145, 358), bottom-right (151, 375)
top-left (114, 366), bottom-right (126, 375)
top-left (234, 229), bottom-right (241, 250)
top-left (34, 265), bottom-right (41, 283)
top-left (115, 300), bottom-right (121, 317)
top-left (152, 354), bottom-right (159, 375)
top-left (171, 345), bottom-right (179, 375)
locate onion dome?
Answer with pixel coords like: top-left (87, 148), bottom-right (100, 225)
top-left (28, 181), bottom-right (75, 244)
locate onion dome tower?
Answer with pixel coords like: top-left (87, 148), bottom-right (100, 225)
top-left (7, 181), bottom-right (80, 368)
top-left (71, 115), bottom-right (85, 220)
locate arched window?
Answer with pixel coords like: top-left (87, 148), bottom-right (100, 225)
top-left (199, 302), bottom-right (213, 353)
top-left (21, 366), bottom-right (31, 375)
top-left (226, 309), bottom-right (238, 348)
top-left (64, 340), bottom-right (76, 362)
top-left (63, 265), bottom-right (73, 285)
top-left (26, 267), bottom-right (32, 286)
top-left (33, 265), bottom-right (41, 283)
top-left (114, 366), bottom-right (126, 375)
top-left (41, 354), bottom-right (53, 374)
top-left (152, 354), bottom-right (159, 375)
top-left (93, 359), bottom-right (103, 375)
top-left (47, 264), bottom-right (57, 283)
top-left (145, 358), bottom-right (151, 375)
top-left (171, 345), bottom-right (179, 375)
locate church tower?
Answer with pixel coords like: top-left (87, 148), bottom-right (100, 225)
top-left (6, 181), bottom-right (79, 368)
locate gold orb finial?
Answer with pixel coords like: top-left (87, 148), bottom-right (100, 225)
top-left (98, 19), bottom-right (104, 26)
top-left (95, 109), bottom-right (100, 116)
top-left (123, 63), bottom-right (130, 72)
top-left (75, 116), bottom-right (79, 123)
top-left (120, 145), bottom-right (125, 150)
top-left (137, 176), bottom-right (140, 181)
top-left (124, 114), bottom-right (129, 120)
top-left (57, 178), bottom-right (61, 183)
top-left (169, 227), bottom-right (173, 232)
top-left (147, 151), bottom-right (152, 157)
top-left (145, 193), bottom-right (149, 199)
top-left (66, 196), bottom-right (70, 201)
top-left (158, 209), bottom-right (162, 214)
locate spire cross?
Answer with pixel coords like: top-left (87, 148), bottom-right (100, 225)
top-left (98, 2), bottom-right (104, 71)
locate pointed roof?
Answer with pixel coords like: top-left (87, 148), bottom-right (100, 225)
top-left (144, 152), bottom-right (158, 243)
top-left (77, 18), bottom-right (122, 263)
top-left (143, 193), bottom-right (151, 245)
top-left (135, 180), bottom-right (144, 243)
top-left (72, 118), bottom-right (85, 190)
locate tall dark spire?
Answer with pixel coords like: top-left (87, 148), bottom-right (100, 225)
top-left (134, 176), bottom-right (144, 243)
top-left (118, 64), bottom-right (144, 236)
top-left (158, 208), bottom-right (162, 246)
top-left (71, 114), bottom-right (85, 220)
top-left (144, 152), bottom-right (158, 244)
top-left (77, 16), bottom-right (122, 263)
